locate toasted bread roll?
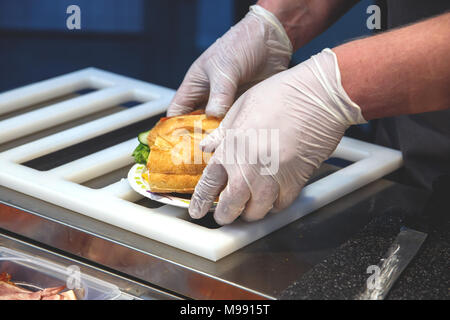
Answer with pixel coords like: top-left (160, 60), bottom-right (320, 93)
top-left (145, 111), bottom-right (221, 193)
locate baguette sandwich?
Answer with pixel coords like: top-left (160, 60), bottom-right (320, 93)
top-left (132, 110), bottom-right (221, 193)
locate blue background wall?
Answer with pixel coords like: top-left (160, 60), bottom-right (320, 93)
top-left (0, 0), bottom-right (144, 32)
top-left (0, 0), bottom-right (373, 93)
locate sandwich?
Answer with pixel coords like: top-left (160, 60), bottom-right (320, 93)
top-left (132, 110), bottom-right (221, 193)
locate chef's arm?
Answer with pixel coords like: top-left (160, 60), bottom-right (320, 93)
top-left (334, 12), bottom-right (450, 120)
top-left (257, 0), bottom-right (361, 50)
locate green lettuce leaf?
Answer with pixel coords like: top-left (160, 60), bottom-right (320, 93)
top-left (132, 143), bottom-right (150, 164)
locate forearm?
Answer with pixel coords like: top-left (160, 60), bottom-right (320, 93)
top-left (333, 12), bottom-right (450, 120)
top-left (257, 0), bottom-right (360, 50)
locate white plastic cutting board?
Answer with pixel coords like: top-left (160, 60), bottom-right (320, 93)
top-left (0, 68), bottom-right (403, 261)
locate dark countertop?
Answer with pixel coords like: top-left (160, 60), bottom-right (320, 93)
top-left (279, 176), bottom-right (450, 300)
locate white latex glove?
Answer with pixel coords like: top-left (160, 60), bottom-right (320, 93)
top-left (189, 49), bottom-right (367, 225)
top-left (167, 5), bottom-right (292, 118)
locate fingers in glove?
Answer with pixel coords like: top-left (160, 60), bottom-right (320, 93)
top-left (204, 72), bottom-right (238, 118)
top-left (167, 64), bottom-right (209, 117)
top-left (272, 182), bottom-right (303, 212)
top-left (200, 95), bottom-right (246, 153)
top-left (189, 160), bottom-right (227, 219)
top-left (213, 173), bottom-right (251, 225)
top-left (241, 176), bottom-right (279, 222)
top-left (199, 126), bottom-right (226, 154)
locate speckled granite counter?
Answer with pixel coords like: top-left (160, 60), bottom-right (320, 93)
top-left (279, 177), bottom-right (450, 300)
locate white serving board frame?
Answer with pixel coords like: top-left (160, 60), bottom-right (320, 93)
top-left (0, 68), bottom-right (403, 261)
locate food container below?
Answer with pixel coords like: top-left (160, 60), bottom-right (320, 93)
top-left (0, 246), bottom-right (121, 300)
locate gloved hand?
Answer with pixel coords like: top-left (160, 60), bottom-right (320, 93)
top-left (189, 49), bottom-right (367, 225)
top-left (167, 5), bottom-right (292, 118)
